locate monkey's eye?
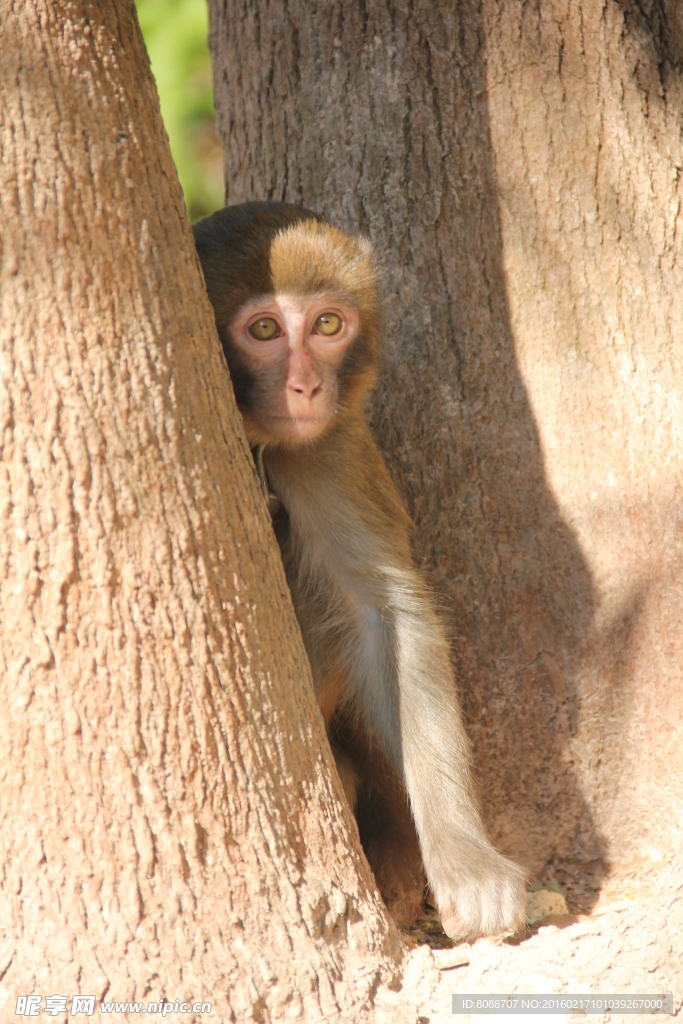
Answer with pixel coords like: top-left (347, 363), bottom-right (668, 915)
top-left (248, 317), bottom-right (279, 340)
top-left (314, 312), bottom-right (342, 336)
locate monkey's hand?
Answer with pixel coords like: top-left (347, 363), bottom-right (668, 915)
top-left (433, 840), bottom-right (528, 941)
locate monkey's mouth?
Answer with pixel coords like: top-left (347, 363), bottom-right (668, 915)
top-left (274, 413), bottom-right (324, 429)
top-left (268, 413), bottom-right (329, 443)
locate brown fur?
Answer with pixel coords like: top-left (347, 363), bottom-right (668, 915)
top-left (193, 202), bottom-right (528, 939)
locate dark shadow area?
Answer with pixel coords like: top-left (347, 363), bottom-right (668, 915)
top-left (329, 707), bottom-right (426, 929)
top-left (616, 0), bottom-right (683, 74)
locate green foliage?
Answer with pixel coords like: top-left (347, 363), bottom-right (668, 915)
top-left (135, 0), bottom-right (223, 221)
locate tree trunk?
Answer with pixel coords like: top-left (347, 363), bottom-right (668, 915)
top-left (210, 0), bottom-right (683, 885)
top-left (0, 2), bottom-right (403, 1020)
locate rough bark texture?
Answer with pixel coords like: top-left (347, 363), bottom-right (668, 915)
top-left (0, 2), bottom-right (403, 1020)
top-left (210, 0), bottom-right (683, 877)
top-left (209, 0), bottom-right (683, 1009)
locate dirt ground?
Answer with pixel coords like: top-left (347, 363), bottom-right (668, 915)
top-left (372, 841), bottom-right (683, 1024)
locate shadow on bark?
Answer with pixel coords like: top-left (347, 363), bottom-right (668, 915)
top-left (615, 0), bottom-right (683, 73)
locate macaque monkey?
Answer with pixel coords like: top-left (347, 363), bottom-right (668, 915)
top-left (193, 202), bottom-right (527, 939)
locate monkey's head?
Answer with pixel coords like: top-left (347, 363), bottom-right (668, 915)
top-left (192, 202), bottom-right (379, 449)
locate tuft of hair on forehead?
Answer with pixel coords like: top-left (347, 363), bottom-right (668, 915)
top-left (192, 203), bottom-right (380, 351)
top-left (270, 220), bottom-right (378, 312)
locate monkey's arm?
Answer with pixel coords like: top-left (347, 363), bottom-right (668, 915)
top-left (376, 569), bottom-right (527, 939)
top-left (268, 425), bottom-right (527, 939)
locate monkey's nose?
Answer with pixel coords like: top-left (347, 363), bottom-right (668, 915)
top-left (288, 375), bottom-right (322, 400)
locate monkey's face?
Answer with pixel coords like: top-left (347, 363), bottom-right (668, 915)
top-left (193, 203), bottom-right (379, 447)
top-left (228, 294), bottom-right (361, 447)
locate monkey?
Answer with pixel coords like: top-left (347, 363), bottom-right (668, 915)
top-left (192, 201), bottom-right (527, 940)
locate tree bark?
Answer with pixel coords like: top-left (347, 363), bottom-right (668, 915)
top-left (209, 0), bottom-right (683, 883)
top-left (0, 2), bottom-right (403, 1020)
